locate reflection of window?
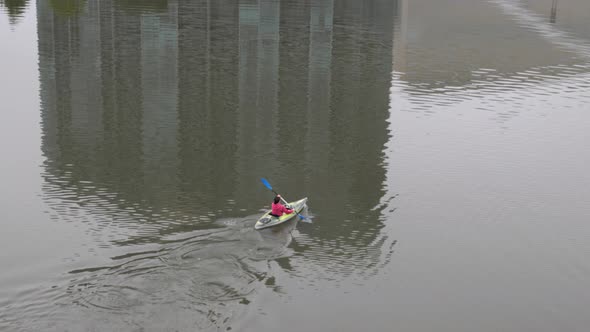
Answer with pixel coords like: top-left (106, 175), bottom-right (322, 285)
top-left (239, 4), bottom-right (259, 26)
top-left (311, 4), bottom-right (334, 31)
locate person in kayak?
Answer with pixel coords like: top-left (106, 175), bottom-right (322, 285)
top-left (271, 195), bottom-right (294, 217)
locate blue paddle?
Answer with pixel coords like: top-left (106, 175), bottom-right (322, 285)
top-left (260, 178), bottom-right (307, 220)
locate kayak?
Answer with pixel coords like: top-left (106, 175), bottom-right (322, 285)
top-left (255, 197), bottom-right (308, 230)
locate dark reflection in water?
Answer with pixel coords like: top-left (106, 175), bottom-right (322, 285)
top-left (0, 0), bottom-right (30, 24)
top-left (26, 0), bottom-right (397, 330)
top-left (38, 0), bottom-right (395, 258)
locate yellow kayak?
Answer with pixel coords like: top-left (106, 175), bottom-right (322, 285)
top-left (255, 197), bottom-right (308, 230)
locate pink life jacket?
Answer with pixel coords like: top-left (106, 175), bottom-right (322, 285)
top-left (271, 202), bottom-right (293, 216)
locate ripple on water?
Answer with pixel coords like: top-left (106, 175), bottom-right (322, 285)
top-left (26, 146), bottom-right (398, 330)
top-left (396, 62), bottom-right (590, 124)
top-left (0, 215), bottom-right (306, 331)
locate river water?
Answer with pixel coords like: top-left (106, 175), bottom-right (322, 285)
top-left (1, 0), bottom-right (589, 331)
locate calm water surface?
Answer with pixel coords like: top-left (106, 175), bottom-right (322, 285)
top-left (1, 0), bottom-right (589, 331)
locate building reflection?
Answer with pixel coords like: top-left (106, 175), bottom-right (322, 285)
top-left (38, 0), bottom-right (397, 274)
top-left (392, 0), bottom-right (590, 89)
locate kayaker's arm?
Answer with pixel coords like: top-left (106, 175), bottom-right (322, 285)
top-left (282, 205), bottom-right (294, 215)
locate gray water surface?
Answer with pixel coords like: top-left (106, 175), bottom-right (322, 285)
top-left (1, 0), bottom-right (589, 331)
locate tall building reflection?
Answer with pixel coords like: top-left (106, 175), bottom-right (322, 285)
top-left (38, 0), bottom-right (396, 271)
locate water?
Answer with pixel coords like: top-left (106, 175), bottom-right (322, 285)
top-left (1, 0), bottom-right (589, 331)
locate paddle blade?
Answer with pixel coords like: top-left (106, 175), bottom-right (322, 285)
top-left (298, 214), bottom-right (312, 223)
top-left (260, 178), bottom-right (273, 191)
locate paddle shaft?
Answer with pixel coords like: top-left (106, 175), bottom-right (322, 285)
top-left (260, 177), bottom-right (304, 219)
top-left (265, 184), bottom-right (291, 206)
top-left (273, 190), bottom-right (292, 209)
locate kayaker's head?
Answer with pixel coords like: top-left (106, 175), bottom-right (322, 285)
top-left (273, 195), bottom-right (281, 204)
